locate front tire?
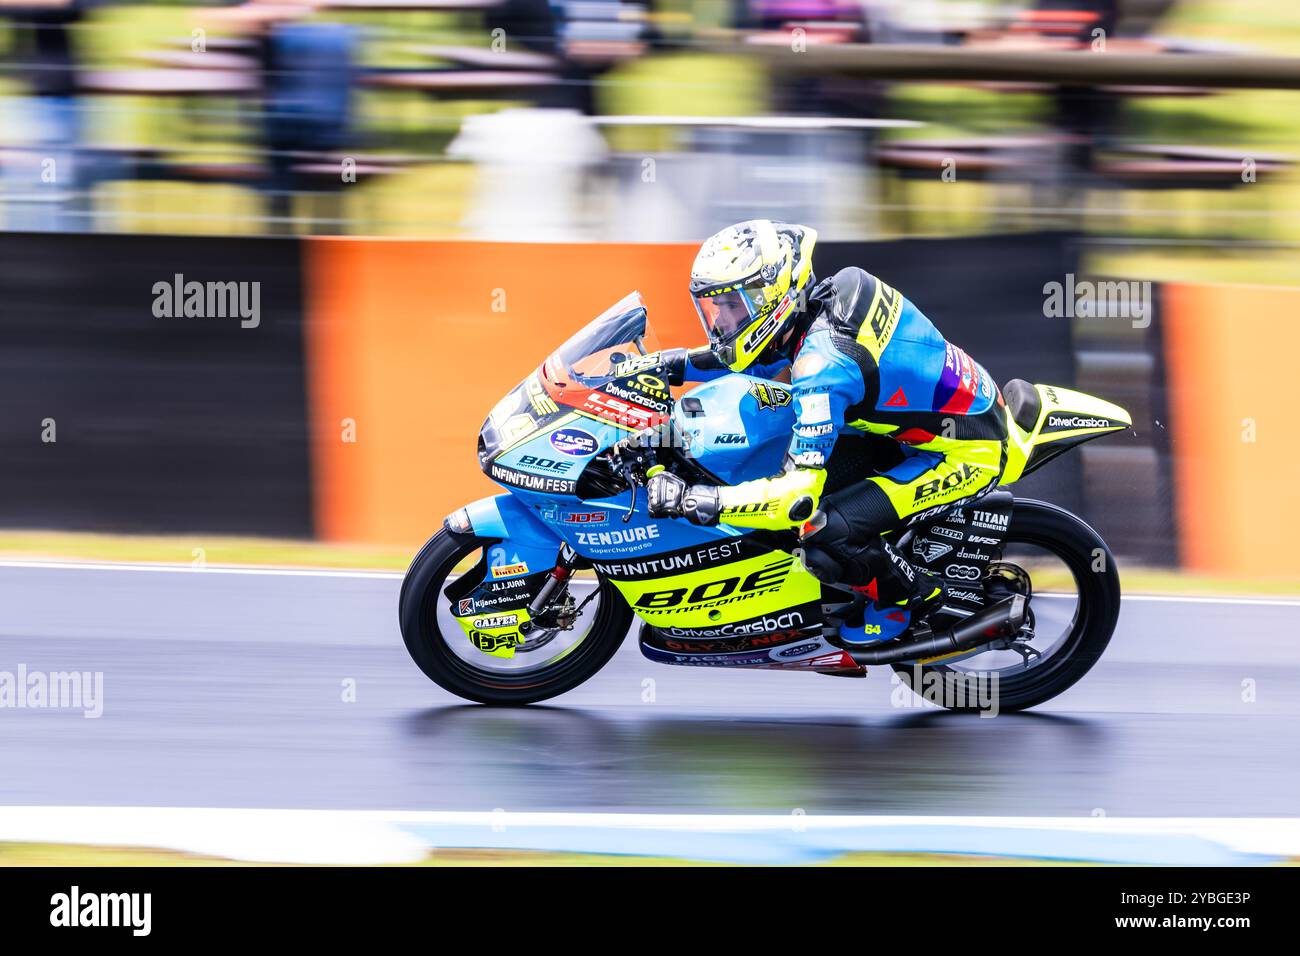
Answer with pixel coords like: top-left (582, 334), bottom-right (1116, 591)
top-left (399, 528), bottom-right (632, 705)
top-left (891, 499), bottom-right (1121, 712)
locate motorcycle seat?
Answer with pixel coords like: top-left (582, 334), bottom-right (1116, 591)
top-left (1002, 378), bottom-right (1041, 434)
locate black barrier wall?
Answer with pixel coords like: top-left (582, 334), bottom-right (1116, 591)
top-left (0, 233), bottom-right (313, 537)
top-left (0, 230), bottom-right (1169, 557)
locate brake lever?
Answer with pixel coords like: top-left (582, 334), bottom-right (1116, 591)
top-left (623, 461), bottom-right (638, 523)
top-left (610, 444), bottom-right (639, 523)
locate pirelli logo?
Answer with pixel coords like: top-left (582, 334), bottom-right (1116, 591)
top-left (859, 280), bottom-right (902, 357)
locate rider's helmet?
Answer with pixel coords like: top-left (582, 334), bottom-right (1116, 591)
top-left (689, 219), bottom-right (818, 372)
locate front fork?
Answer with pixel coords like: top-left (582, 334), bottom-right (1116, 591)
top-left (521, 543), bottom-right (581, 634)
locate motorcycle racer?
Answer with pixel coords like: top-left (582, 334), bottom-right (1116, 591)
top-left (645, 219), bottom-right (1010, 631)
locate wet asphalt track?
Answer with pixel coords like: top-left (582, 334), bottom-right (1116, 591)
top-left (0, 562), bottom-right (1297, 817)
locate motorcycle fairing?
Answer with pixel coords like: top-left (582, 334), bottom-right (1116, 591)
top-left (638, 624), bottom-right (860, 673)
top-left (486, 413), bottom-right (621, 497)
top-left (669, 374), bottom-right (797, 485)
top-left (610, 547), bottom-right (823, 634)
top-left (443, 494), bottom-right (567, 659)
top-left (1001, 382), bottom-right (1132, 485)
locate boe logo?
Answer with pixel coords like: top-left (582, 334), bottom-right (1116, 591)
top-left (636, 560), bottom-right (792, 609)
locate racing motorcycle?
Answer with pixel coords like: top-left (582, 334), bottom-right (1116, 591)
top-left (400, 292), bottom-right (1131, 710)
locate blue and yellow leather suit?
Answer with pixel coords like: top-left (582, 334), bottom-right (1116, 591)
top-left (682, 266), bottom-right (1009, 603)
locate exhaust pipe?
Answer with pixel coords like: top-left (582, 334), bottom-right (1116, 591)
top-left (845, 594), bottom-right (1027, 665)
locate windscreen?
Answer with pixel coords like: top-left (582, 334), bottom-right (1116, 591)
top-left (544, 292), bottom-right (659, 386)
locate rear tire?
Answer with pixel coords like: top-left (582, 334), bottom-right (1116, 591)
top-left (399, 528), bottom-right (632, 705)
top-left (891, 499), bottom-right (1121, 711)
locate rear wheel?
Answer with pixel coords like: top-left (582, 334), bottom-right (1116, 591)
top-left (891, 499), bottom-right (1121, 711)
top-left (399, 529), bottom-right (632, 705)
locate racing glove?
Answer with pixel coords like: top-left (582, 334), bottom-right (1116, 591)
top-left (646, 471), bottom-right (720, 526)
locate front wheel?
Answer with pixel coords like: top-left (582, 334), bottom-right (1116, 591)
top-left (399, 528), bottom-right (632, 705)
top-left (892, 498), bottom-right (1121, 712)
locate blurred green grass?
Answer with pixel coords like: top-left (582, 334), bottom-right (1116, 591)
top-left (0, 841), bottom-right (1099, 866)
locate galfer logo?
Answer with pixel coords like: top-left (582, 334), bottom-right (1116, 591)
top-left (912, 538), bottom-right (953, 563)
top-left (1048, 415), bottom-right (1111, 430)
top-left (550, 427), bottom-right (599, 456)
top-left (944, 563), bottom-right (982, 581)
top-left (472, 614), bottom-right (518, 629)
top-left (930, 526), bottom-right (963, 541)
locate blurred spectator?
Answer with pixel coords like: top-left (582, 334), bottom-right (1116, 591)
top-left (262, 19), bottom-right (357, 226)
top-left (552, 0), bottom-right (647, 113)
top-left (0, 0), bottom-right (87, 230)
top-left (205, 2), bottom-right (357, 231)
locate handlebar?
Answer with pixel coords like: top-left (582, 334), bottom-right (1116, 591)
top-left (609, 424), bottom-right (675, 522)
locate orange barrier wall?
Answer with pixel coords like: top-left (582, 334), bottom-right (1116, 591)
top-left (303, 239), bottom-right (700, 545)
top-left (1163, 282), bottom-right (1300, 579)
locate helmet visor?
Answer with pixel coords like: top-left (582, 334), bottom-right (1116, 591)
top-left (693, 289), bottom-right (759, 348)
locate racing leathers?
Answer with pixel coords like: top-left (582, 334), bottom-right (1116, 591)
top-left (656, 266), bottom-right (1009, 610)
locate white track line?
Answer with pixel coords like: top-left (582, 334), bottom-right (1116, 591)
top-left (0, 559), bottom-right (404, 580)
top-left (0, 806), bottom-right (1295, 865)
top-left (0, 558), bottom-right (1296, 607)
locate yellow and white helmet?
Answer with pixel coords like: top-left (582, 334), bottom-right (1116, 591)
top-left (689, 219), bottom-right (818, 371)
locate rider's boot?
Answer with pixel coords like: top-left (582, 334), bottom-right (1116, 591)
top-left (800, 521), bottom-right (948, 641)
